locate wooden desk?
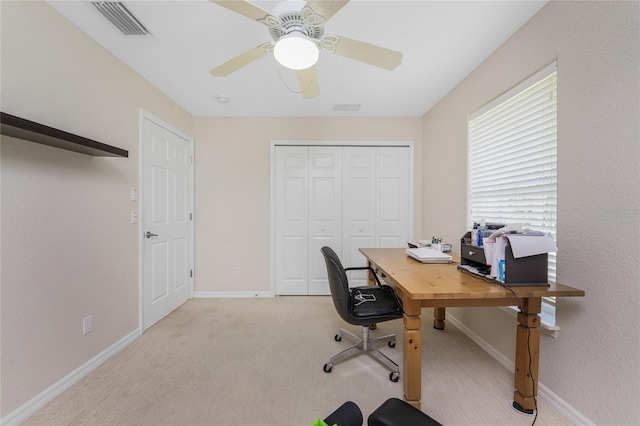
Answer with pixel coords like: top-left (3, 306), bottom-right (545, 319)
top-left (359, 248), bottom-right (585, 411)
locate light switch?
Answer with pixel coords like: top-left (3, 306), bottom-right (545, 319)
top-left (131, 211), bottom-right (138, 224)
top-left (130, 187), bottom-right (138, 201)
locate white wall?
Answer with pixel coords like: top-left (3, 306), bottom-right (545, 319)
top-left (193, 117), bottom-right (422, 294)
top-left (421, 1), bottom-right (639, 424)
top-left (0, 1), bottom-right (192, 417)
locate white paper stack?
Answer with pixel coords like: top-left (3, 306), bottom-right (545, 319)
top-left (504, 234), bottom-right (558, 258)
top-left (406, 247), bottom-right (453, 263)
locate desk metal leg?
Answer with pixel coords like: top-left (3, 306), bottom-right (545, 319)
top-left (402, 296), bottom-right (422, 409)
top-left (433, 307), bottom-right (446, 330)
top-left (513, 297), bottom-right (541, 413)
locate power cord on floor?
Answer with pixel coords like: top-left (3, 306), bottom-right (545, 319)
top-left (457, 265), bottom-right (539, 425)
top-left (501, 284), bottom-right (539, 426)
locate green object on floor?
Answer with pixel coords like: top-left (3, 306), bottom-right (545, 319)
top-left (310, 418), bottom-right (335, 426)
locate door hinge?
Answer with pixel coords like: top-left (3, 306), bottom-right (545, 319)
top-left (190, 270), bottom-right (193, 278)
top-left (190, 155), bottom-right (193, 164)
top-left (190, 213), bottom-right (193, 221)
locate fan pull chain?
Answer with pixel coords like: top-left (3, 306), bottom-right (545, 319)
top-left (274, 62), bottom-right (317, 95)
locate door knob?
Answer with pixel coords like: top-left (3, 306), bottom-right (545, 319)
top-left (146, 231), bottom-right (158, 238)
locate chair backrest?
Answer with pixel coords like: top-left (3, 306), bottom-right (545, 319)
top-left (321, 246), bottom-right (353, 324)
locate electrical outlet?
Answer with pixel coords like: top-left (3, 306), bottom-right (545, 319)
top-left (83, 315), bottom-right (93, 335)
top-left (131, 211), bottom-right (138, 224)
top-left (233, 267), bottom-right (240, 277)
top-left (130, 187), bottom-right (138, 201)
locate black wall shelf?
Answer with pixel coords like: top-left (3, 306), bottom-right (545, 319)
top-left (0, 112), bottom-right (128, 158)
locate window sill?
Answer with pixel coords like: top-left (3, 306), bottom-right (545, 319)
top-left (498, 306), bottom-right (560, 338)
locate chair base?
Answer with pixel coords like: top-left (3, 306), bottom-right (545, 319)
top-left (323, 326), bottom-right (400, 382)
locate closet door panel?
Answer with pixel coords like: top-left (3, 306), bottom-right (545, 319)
top-left (308, 147), bottom-right (342, 295)
top-left (345, 235), bottom-right (374, 286)
top-left (275, 147), bottom-right (309, 295)
top-left (342, 147), bottom-right (376, 287)
top-left (282, 236), bottom-right (306, 280)
top-left (376, 147), bottom-right (410, 248)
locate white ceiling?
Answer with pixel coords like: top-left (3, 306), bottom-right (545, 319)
top-left (47, 0), bottom-right (547, 117)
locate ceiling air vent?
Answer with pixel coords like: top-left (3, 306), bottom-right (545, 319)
top-left (332, 104), bottom-right (361, 112)
top-left (92, 1), bottom-right (151, 36)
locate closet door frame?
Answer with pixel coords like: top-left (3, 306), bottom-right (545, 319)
top-left (270, 140), bottom-right (414, 295)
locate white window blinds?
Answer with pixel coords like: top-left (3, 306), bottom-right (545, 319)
top-left (468, 63), bottom-right (557, 280)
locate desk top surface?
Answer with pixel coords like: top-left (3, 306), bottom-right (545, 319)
top-left (360, 248), bottom-right (585, 301)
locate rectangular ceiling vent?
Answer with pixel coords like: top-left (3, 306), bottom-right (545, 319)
top-left (92, 1), bottom-right (151, 36)
top-left (332, 104), bottom-right (361, 112)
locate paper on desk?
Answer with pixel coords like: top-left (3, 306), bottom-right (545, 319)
top-left (504, 235), bottom-right (558, 258)
top-left (490, 237), bottom-right (508, 277)
top-left (406, 247), bottom-right (452, 263)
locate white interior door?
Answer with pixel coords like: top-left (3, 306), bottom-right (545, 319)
top-left (142, 116), bottom-right (193, 329)
top-left (308, 147), bottom-right (342, 295)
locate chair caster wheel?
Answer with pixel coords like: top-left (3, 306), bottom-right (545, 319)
top-left (334, 334), bottom-right (342, 342)
top-left (388, 341), bottom-right (396, 348)
top-left (323, 363), bottom-right (333, 373)
top-left (389, 372), bottom-right (400, 382)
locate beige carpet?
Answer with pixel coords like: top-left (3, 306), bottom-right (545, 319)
top-left (25, 297), bottom-right (571, 425)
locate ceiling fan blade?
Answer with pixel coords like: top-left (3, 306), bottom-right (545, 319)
top-left (209, 0), bottom-right (270, 21)
top-left (209, 46), bottom-right (268, 76)
top-left (297, 66), bottom-right (320, 99)
top-left (305, 1), bottom-right (349, 21)
top-left (332, 35), bottom-right (402, 71)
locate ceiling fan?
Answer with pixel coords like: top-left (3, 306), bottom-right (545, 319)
top-left (208, 0), bottom-right (403, 99)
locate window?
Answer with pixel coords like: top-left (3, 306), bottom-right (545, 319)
top-left (467, 62), bottom-right (558, 325)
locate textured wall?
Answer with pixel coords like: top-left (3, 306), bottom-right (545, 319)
top-left (0, 1), bottom-right (192, 416)
top-left (193, 117), bottom-right (423, 293)
top-left (421, 1), bottom-right (639, 424)
top-left (3, 0), bottom-right (638, 423)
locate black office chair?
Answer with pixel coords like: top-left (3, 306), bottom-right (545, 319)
top-left (321, 246), bottom-right (404, 382)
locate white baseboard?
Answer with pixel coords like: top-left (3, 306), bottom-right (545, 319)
top-left (1, 328), bottom-right (140, 426)
top-left (537, 382), bottom-right (595, 426)
top-left (446, 314), bottom-right (515, 371)
top-left (194, 291), bottom-right (274, 298)
top-left (446, 313), bottom-right (593, 425)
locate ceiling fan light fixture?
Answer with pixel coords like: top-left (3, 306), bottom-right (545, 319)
top-left (273, 33), bottom-right (319, 70)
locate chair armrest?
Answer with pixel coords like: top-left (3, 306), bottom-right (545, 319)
top-left (344, 266), bottom-right (382, 286)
